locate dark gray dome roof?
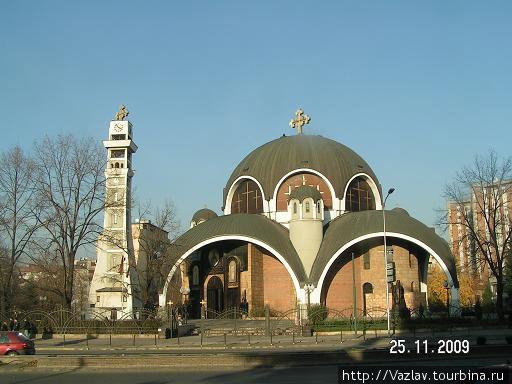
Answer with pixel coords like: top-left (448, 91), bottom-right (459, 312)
top-left (288, 185), bottom-right (323, 203)
top-left (224, 135), bottom-right (379, 205)
top-left (191, 208), bottom-right (218, 224)
top-left (310, 209), bottom-right (458, 288)
top-left (161, 213), bottom-right (307, 291)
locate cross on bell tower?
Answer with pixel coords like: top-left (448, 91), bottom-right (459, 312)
top-left (289, 108), bottom-right (311, 135)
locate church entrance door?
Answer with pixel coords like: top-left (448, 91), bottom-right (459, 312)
top-left (226, 287), bottom-right (240, 312)
top-left (206, 276), bottom-right (223, 317)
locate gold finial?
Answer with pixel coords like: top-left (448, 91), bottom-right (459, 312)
top-left (114, 105), bottom-right (129, 121)
top-left (289, 108), bottom-right (311, 135)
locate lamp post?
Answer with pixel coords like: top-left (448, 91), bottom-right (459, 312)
top-left (382, 187), bottom-right (395, 337)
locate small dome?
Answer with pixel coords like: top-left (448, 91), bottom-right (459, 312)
top-left (288, 185), bottom-right (323, 203)
top-left (391, 207), bottom-right (409, 216)
top-left (191, 208), bottom-right (218, 225)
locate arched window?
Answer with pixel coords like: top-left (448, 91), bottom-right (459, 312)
top-left (115, 162), bottom-right (120, 168)
top-left (228, 260), bottom-right (237, 283)
top-left (276, 173), bottom-right (332, 211)
top-left (231, 179), bottom-right (263, 214)
top-left (192, 265), bottom-right (199, 286)
top-left (293, 202), bottom-right (297, 214)
top-left (363, 252), bottom-right (371, 270)
top-left (317, 201), bottom-right (321, 214)
top-left (363, 282), bottom-right (373, 294)
top-left (305, 201), bottom-right (310, 213)
top-left (346, 177), bottom-right (375, 212)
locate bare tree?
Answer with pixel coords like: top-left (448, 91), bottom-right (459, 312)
top-left (0, 146), bottom-right (40, 313)
top-left (129, 199), bottom-right (181, 309)
top-left (440, 151), bottom-right (512, 320)
top-left (33, 135), bottom-right (107, 309)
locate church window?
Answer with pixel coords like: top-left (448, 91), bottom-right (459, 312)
top-left (111, 149), bottom-right (124, 158)
top-left (346, 177), bottom-right (375, 212)
top-left (317, 201), bottom-right (321, 214)
top-left (231, 179), bottom-right (263, 214)
top-left (192, 265), bottom-right (199, 286)
top-left (96, 296), bottom-right (100, 303)
top-left (293, 202), bottom-right (297, 214)
top-left (228, 260), bottom-right (237, 283)
top-left (305, 202), bottom-right (310, 213)
top-left (363, 282), bottom-right (373, 294)
top-left (120, 163), bottom-right (124, 168)
top-left (276, 173), bottom-right (332, 211)
top-left (115, 162), bottom-right (120, 168)
top-left (363, 252), bottom-right (371, 270)
top-left (113, 213), bottom-right (118, 225)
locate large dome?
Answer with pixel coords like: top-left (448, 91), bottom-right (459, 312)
top-left (224, 135), bottom-right (380, 204)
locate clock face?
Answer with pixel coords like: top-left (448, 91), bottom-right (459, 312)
top-left (208, 249), bottom-right (220, 267)
top-left (114, 123), bottom-right (123, 132)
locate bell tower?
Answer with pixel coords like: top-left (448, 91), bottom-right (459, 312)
top-left (89, 105), bottom-right (141, 319)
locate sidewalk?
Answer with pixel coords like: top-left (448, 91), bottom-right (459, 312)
top-left (31, 326), bottom-right (512, 352)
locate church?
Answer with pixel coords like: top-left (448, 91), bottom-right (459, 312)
top-left (89, 107), bottom-right (459, 320)
top-left (158, 109), bottom-right (459, 318)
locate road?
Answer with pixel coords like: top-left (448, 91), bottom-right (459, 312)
top-left (1, 356), bottom-right (509, 384)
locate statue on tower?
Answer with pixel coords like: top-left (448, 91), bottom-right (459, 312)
top-left (114, 105), bottom-right (129, 121)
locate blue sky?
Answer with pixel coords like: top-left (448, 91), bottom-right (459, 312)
top-left (1, 1), bottom-right (511, 234)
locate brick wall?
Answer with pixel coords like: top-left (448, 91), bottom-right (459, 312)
top-left (262, 252), bottom-right (296, 312)
top-left (323, 242), bottom-right (426, 314)
top-left (323, 251), bottom-right (362, 311)
top-left (249, 244), bottom-right (264, 312)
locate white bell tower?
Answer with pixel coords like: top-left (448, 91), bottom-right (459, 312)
top-left (89, 106), bottom-right (141, 319)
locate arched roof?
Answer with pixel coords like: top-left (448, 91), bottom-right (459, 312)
top-left (191, 208), bottom-right (218, 224)
top-left (289, 185), bottom-right (323, 203)
top-left (224, 135), bottom-right (380, 206)
top-left (161, 213), bottom-right (307, 288)
top-left (310, 208), bottom-right (458, 287)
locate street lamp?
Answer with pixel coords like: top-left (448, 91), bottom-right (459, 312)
top-left (382, 187), bottom-right (395, 337)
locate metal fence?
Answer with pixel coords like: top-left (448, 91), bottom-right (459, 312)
top-left (0, 304), bottom-right (502, 339)
top-left (0, 308), bottom-right (163, 336)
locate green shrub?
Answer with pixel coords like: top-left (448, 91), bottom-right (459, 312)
top-left (308, 304), bottom-right (328, 325)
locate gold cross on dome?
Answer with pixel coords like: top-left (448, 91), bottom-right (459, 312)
top-left (289, 108), bottom-right (311, 135)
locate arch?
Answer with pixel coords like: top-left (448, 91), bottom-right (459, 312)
top-left (313, 232), bottom-right (458, 304)
top-left (342, 173), bottom-right (382, 210)
top-left (230, 179), bottom-right (264, 214)
top-left (224, 176), bottom-right (266, 215)
top-left (271, 168), bottom-right (337, 208)
top-left (206, 276), bottom-right (224, 314)
top-left (160, 235), bottom-right (302, 307)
